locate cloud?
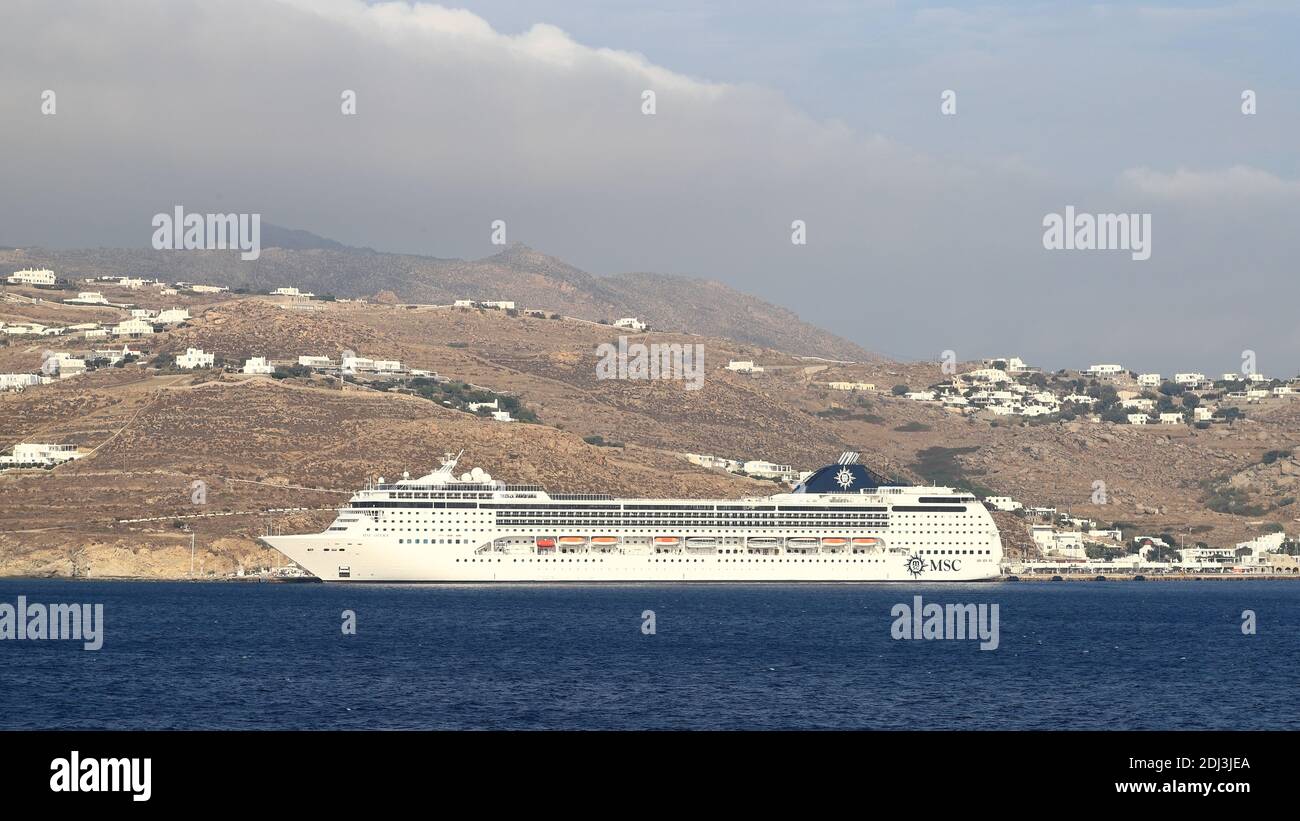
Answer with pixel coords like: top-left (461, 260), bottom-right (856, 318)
top-left (1119, 165), bottom-right (1300, 201)
top-left (0, 0), bottom-right (1295, 373)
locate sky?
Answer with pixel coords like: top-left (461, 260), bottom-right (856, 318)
top-left (1, 0), bottom-right (1297, 374)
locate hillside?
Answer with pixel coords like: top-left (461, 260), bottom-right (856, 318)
top-left (2, 290), bottom-right (1298, 578)
top-left (0, 240), bottom-right (870, 361)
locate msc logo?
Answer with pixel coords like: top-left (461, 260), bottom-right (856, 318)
top-left (905, 554), bottom-right (963, 577)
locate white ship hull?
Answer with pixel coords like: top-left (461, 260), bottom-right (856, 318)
top-left (261, 452), bottom-right (1004, 583)
top-left (264, 533), bottom-right (1000, 583)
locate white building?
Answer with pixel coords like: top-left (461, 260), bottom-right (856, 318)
top-left (827, 381), bottom-right (875, 392)
top-left (0, 373), bottom-right (43, 391)
top-left (1173, 372), bottom-right (1206, 386)
top-left (453, 300), bottom-right (476, 308)
top-left (341, 355), bottom-right (375, 374)
top-left (613, 317), bottom-right (648, 332)
top-left (50, 353), bottom-right (86, 379)
top-left (67, 291), bottom-right (109, 305)
top-left (684, 453), bottom-right (744, 473)
top-left (742, 460), bottom-right (797, 481)
top-left (242, 357), bottom-right (274, 375)
top-left (467, 400), bottom-right (499, 413)
top-left (1086, 364), bottom-right (1124, 376)
top-left (1158, 412), bottom-right (1184, 425)
top-left (726, 360), bottom-right (763, 374)
top-left (189, 284), bottom-right (228, 294)
top-left (371, 360), bottom-right (403, 373)
top-left (176, 348), bottom-right (215, 369)
top-left (1136, 373), bottom-right (1162, 388)
top-left (1127, 413), bottom-right (1150, 425)
top-left (1193, 407), bottom-right (1213, 422)
top-left (1121, 398), bottom-right (1155, 411)
top-left (298, 355), bottom-right (333, 369)
top-left (6, 268), bottom-right (56, 286)
top-left (984, 496), bottom-right (1023, 512)
top-left (155, 308), bottom-right (190, 324)
top-left (481, 300), bottom-right (515, 310)
top-left (490, 411), bottom-right (515, 423)
top-left (0, 443), bottom-right (83, 469)
top-left (965, 368), bottom-right (1010, 383)
top-left (94, 345), bottom-right (138, 365)
top-left (112, 319), bottom-right (154, 337)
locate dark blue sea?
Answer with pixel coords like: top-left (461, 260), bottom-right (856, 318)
top-left (2, 579), bottom-right (1297, 730)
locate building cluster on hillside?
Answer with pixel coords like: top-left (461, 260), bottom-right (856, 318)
top-left (1, 344), bottom-right (143, 392)
top-left (984, 491), bottom-right (1299, 574)
top-left (683, 453), bottom-right (813, 486)
top-left (897, 355), bottom-right (1300, 425)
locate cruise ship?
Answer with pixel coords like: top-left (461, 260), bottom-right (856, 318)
top-left (262, 452), bottom-right (1003, 582)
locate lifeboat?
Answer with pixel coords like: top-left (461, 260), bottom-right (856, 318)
top-left (591, 536), bottom-right (619, 546)
top-left (821, 537), bottom-right (849, 547)
top-left (787, 537), bottom-right (819, 548)
top-left (535, 537), bottom-right (556, 550)
top-left (686, 536), bottom-right (718, 547)
top-left (558, 536), bottom-right (587, 546)
top-left (852, 537), bottom-right (882, 547)
top-left (653, 536), bottom-right (681, 546)
top-left (746, 536), bottom-right (779, 548)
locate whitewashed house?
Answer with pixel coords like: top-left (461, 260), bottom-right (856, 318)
top-left (1086, 364), bottom-right (1124, 376)
top-left (1127, 413), bottom-right (1150, 425)
top-left (613, 317), bottom-right (647, 332)
top-left (1, 443), bottom-right (83, 468)
top-left (112, 318), bottom-right (154, 337)
top-left (176, 348), bottom-right (215, 369)
top-left (0, 373), bottom-right (43, 391)
top-left (726, 360), bottom-right (763, 374)
top-left (242, 357), bottom-right (274, 375)
top-left (1136, 373), bottom-right (1162, 388)
top-left (6, 268), bottom-right (56, 286)
top-left (155, 308), bottom-right (190, 324)
top-left (985, 496), bottom-right (1023, 512)
top-left (1158, 412), bottom-right (1184, 425)
top-left (67, 291), bottom-right (109, 305)
top-left (298, 355), bottom-right (333, 369)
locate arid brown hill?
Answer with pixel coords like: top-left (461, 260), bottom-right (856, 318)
top-left (0, 240), bottom-right (870, 361)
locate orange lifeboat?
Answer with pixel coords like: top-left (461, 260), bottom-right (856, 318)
top-left (653, 536), bottom-right (681, 546)
top-left (821, 537), bottom-right (849, 547)
top-left (558, 536), bottom-right (587, 546)
top-left (591, 536), bottom-right (619, 546)
top-left (852, 537), bottom-right (882, 547)
top-left (536, 537), bottom-right (556, 550)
